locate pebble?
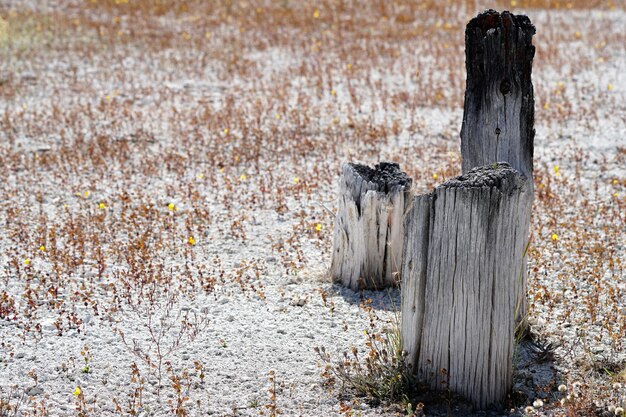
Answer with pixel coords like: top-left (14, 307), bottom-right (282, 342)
top-left (15, 352), bottom-right (25, 359)
top-left (41, 318), bottom-right (57, 331)
top-left (290, 296), bottom-right (307, 307)
top-left (26, 386), bottom-right (44, 396)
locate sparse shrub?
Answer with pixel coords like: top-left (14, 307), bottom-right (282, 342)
top-left (316, 301), bottom-right (413, 404)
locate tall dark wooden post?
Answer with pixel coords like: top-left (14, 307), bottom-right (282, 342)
top-left (461, 10), bottom-right (536, 187)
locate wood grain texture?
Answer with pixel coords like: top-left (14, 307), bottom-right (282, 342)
top-left (330, 162), bottom-right (412, 290)
top-left (401, 163), bottom-right (532, 408)
top-left (460, 10), bottom-right (536, 187)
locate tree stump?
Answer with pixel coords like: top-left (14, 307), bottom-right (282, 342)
top-left (460, 10), bottom-right (536, 185)
top-left (401, 163), bottom-right (532, 408)
top-left (330, 162), bottom-right (412, 290)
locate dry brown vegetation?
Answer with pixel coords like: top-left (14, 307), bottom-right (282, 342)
top-left (0, 0), bottom-right (624, 416)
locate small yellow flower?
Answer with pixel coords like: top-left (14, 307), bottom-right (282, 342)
top-left (613, 179), bottom-right (618, 185)
top-left (105, 95), bottom-right (111, 101)
top-left (39, 245), bottom-right (46, 251)
top-left (331, 89), bottom-right (336, 96)
top-left (574, 31), bottom-right (581, 38)
top-left (205, 31), bottom-right (211, 39)
top-left (188, 236), bottom-right (196, 245)
top-left (553, 165), bottom-right (559, 174)
top-left (99, 202), bottom-right (106, 209)
top-left (24, 258), bottom-right (30, 265)
top-left (168, 203), bottom-right (176, 211)
top-left (551, 233), bottom-right (558, 242)
top-left (223, 128), bottom-right (229, 134)
top-left (432, 173), bottom-right (438, 180)
top-left (607, 84), bottom-right (614, 91)
top-left (219, 167), bottom-right (225, 173)
top-left (543, 101), bottom-right (550, 110)
top-left (346, 63), bottom-right (352, 70)
top-left (239, 174), bottom-right (247, 181)
top-left (83, 191), bottom-right (90, 198)
top-left (614, 192), bottom-right (620, 198)
top-left (293, 177), bottom-right (300, 184)
top-left (73, 387), bottom-right (81, 396)
top-left (315, 223), bottom-right (322, 232)
top-left (197, 173), bottom-right (205, 180)
top-left (313, 9), bottom-right (320, 18)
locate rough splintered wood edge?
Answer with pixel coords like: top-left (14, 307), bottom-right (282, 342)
top-left (440, 162), bottom-right (527, 191)
top-left (402, 162), bottom-right (532, 408)
top-left (460, 9), bottom-right (536, 186)
top-left (330, 162), bottom-right (412, 291)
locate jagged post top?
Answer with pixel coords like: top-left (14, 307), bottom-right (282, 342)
top-left (465, 9), bottom-right (537, 82)
top-left (347, 162), bottom-right (412, 193)
top-left (439, 162), bottom-right (528, 191)
top-left (466, 9), bottom-right (535, 39)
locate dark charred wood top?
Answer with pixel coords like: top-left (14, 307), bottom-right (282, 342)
top-left (440, 162), bottom-right (526, 190)
top-left (467, 9), bottom-right (535, 39)
top-left (349, 162), bottom-right (411, 192)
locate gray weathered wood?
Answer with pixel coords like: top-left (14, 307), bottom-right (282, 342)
top-left (330, 162), bottom-right (412, 290)
top-left (400, 194), bottom-right (430, 370)
top-left (460, 10), bottom-right (536, 186)
top-left (401, 163), bottom-right (532, 408)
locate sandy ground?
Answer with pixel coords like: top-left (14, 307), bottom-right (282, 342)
top-left (0, 1), bottom-right (625, 416)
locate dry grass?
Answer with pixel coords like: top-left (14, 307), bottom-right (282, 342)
top-left (0, 0), bottom-right (624, 415)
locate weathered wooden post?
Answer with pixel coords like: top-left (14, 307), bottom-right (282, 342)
top-left (401, 163), bottom-right (532, 408)
top-left (461, 9), bottom-right (536, 185)
top-left (401, 10), bottom-right (536, 407)
top-left (330, 162), bottom-right (412, 290)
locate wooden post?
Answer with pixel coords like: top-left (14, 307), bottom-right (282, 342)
top-left (330, 162), bottom-right (412, 291)
top-left (460, 10), bottom-right (536, 185)
top-left (401, 163), bottom-right (532, 408)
